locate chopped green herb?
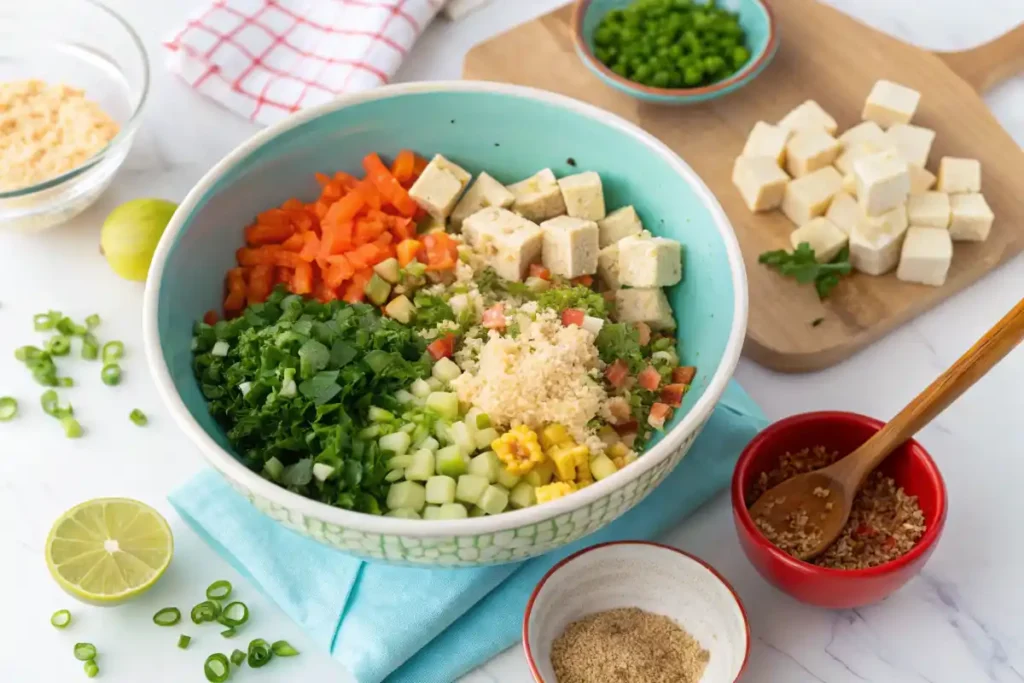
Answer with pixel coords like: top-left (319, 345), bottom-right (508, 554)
top-left (73, 643), bottom-right (97, 661)
top-left (204, 653), bottom-right (230, 682)
top-left (178, 634), bottom-right (191, 649)
top-left (0, 397), bottom-right (17, 421)
top-left (595, 323), bottom-right (645, 373)
top-left (129, 409), bottom-right (148, 426)
top-left (101, 363), bottom-right (121, 386)
top-left (410, 293), bottom-right (456, 330)
top-left (759, 243), bottom-right (852, 300)
top-left (153, 607), bottom-right (181, 626)
top-left (271, 640), bottom-right (299, 657)
top-left (536, 284), bottom-right (606, 318)
top-left (247, 638), bottom-right (273, 668)
top-left (50, 609), bottom-right (71, 628)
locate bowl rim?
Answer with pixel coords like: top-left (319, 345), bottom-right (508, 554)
top-left (570, 0), bottom-right (779, 98)
top-left (522, 540), bottom-right (751, 683)
top-left (142, 80), bottom-right (749, 538)
top-left (730, 410), bottom-right (948, 578)
top-left (0, 0), bottom-right (150, 200)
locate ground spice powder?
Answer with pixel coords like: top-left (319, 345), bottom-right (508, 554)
top-left (550, 607), bottom-right (710, 683)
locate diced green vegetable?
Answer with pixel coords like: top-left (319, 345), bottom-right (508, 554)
top-left (312, 463), bottom-right (336, 482)
top-left (425, 377), bottom-right (444, 391)
top-left (496, 467), bottom-right (521, 490)
top-left (384, 295), bottom-right (415, 324)
top-left (217, 601), bottom-right (249, 627)
top-left (368, 406), bottom-right (395, 423)
top-left (423, 505), bottom-right (442, 520)
top-left (425, 392), bottom-right (459, 420)
top-left (509, 481), bottom-right (537, 509)
top-left (431, 357), bottom-right (461, 383)
top-left (438, 503), bottom-right (468, 519)
top-left (0, 397), bottom-right (17, 421)
top-left (211, 340), bottom-right (230, 357)
top-left (364, 273), bottom-right (392, 306)
top-left (385, 507), bottom-right (421, 519)
top-left (81, 333), bottom-right (99, 360)
top-left (101, 363), bottom-right (122, 386)
top-left (247, 639), bottom-right (273, 668)
top-left (474, 427), bottom-right (499, 451)
top-left (477, 485), bottom-right (510, 515)
top-left (73, 643), bottom-right (97, 661)
top-left (387, 455), bottom-right (414, 470)
top-left (379, 431), bottom-right (411, 456)
top-left (102, 340), bottom-right (125, 363)
top-left (271, 641), bottom-right (300, 657)
top-left (416, 435), bottom-right (439, 452)
top-left (46, 335), bottom-right (71, 356)
top-left (410, 378), bottom-right (431, 398)
top-left (61, 416), bottom-right (83, 439)
top-left (129, 409), bottom-right (148, 426)
top-left (591, 454), bottom-right (618, 481)
top-left (84, 661), bottom-right (99, 678)
top-left (178, 634), bottom-right (191, 649)
top-left (394, 389), bottom-right (415, 405)
top-left (386, 481), bottom-right (426, 512)
top-left (230, 649), bottom-right (246, 666)
top-left (455, 474), bottom-right (489, 505)
top-left (469, 505), bottom-right (486, 517)
top-left (405, 449), bottom-right (435, 481)
top-left (468, 451), bottom-right (501, 484)
top-left (435, 445), bottom-right (468, 477)
top-left (85, 314), bottom-right (101, 329)
top-left (384, 468), bottom-right (405, 482)
top-left (263, 456), bottom-right (284, 481)
top-left (425, 475), bottom-right (457, 505)
top-left (373, 257), bottom-right (401, 284)
top-left (474, 412), bottom-right (491, 430)
top-left (525, 466), bottom-right (554, 487)
top-left (449, 421), bottom-right (476, 455)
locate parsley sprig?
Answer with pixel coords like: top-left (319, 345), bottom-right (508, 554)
top-left (758, 242), bottom-right (852, 299)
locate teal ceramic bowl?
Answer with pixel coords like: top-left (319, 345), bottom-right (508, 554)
top-left (143, 82), bottom-right (747, 567)
top-left (572, 0), bottom-right (778, 104)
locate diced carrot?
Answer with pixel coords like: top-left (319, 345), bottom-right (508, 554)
top-left (290, 210), bottom-right (315, 233)
top-left (672, 366), bottom-right (696, 385)
top-left (354, 218), bottom-right (386, 245)
top-left (604, 359), bottom-right (629, 388)
top-left (342, 268), bottom-right (372, 303)
top-left (397, 239), bottom-right (422, 267)
top-left (333, 171), bottom-right (360, 191)
top-left (203, 310), bottom-right (219, 326)
top-left (363, 152), bottom-right (418, 217)
top-left (313, 278), bottom-right (338, 303)
top-left (238, 246), bottom-right (303, 268)
top-left (256, 208), bottom-right (290, 226)
top-left (529, 264), bottom-right (551, 280)
top-left (571, 274), bottom-right (594, 287)
top-left (427, 333), bottom-right (456, 360)
top-left (324, 189), bottom-right (366, 226)
top-left (315, 172), bottom-right (333, 187)
top-left (422, 232), bottom-right (458, 271)
top-left (561, 308), bottom-right (585, 327)
top-left (355, 178), bottom-right (383, 211)
top-left (660, 384), bottom-right (687, 408)
top-left (351, 242), bottom-right (387, 267)
top-left (648, 403), bottom-right (673, 430)
top-left (411, 154), bottom-right (428, 177)
top-left (280, 233), bottom-right (305, 252)
top-left (245, 221), bottom-right (294, 246)
top-left (299, 232), bottom-right (320, 262)
top-left (292, 261), bottom-right (314, 295)
top-left (274, 266), bottom-right (292, 284)
top-left (638, 366), bottom-right (661, 391)
top-left (324, 254), bottom-right (355, 288)
top-left (482, 303), bottom-right (506, 330)
top-left (389, 215), bottom-right (415, 241)
top-left (635, 322), bottom-right (651, 346)
top-left (225, 268), bottom-right (247, 315)
top-left (391, 149), bottom-right (417, 184)
top-left (247, 265), bottom-right (274, 305)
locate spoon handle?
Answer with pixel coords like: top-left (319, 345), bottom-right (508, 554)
top-left (852, 296), bottom-right (1024, 478)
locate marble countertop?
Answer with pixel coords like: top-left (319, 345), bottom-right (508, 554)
top-left (2, 1), bottom-right (1022, 681)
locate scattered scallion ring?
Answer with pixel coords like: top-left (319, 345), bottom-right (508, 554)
top-left (217, 601), bottom-right (248, 628)
top-left (206, 580), bottom-right (233, 601)
top-left (271, 640), bottom-right (299, 657)
top-left (0, 397), bottom-right (17, 421)
top-left (204, 653), bottom-right (230, 682)
top-left (58, 377), bottom-right (74, 387)
top-left (220, 627), bottom-right (236, 638)
top-left (191, 600), bottom-right (222, 625)
top-left (129, 409), bottom-right (148, 426)
top-left (247, 638), bottom-right (273, 668)
top-left (101, 341), bottom-right (124, 364)
top-left (50, 609), bottom-right (72, 628)
top-left (153, 607), bottom-right (181, 626)
top-left (61, 416), bottom-right (83, 439)
top-left (178, 634), bottom-right (192, 649)
top-left (41, 390), bottom-right (59, 416)
top-left (84, 660), bottom-right (99, 678)
top-left (46, 335), bottom-right (71, 357)
top-left (230, 649), bottom-right (246, 666)
top-left (73, 643), bottom-right (97, 661)
top-left (82, 333), bottom-right (100, 361)
top-left (85, 314), bottom-right (101, 329)
top-left (34, 312), bottom-right (60, 331)
top-left (56, 317), bottom-right (86, 337)
top-left (101, 363), bottom-right (122, 386)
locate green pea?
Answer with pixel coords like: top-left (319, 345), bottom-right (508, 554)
top-left (732, 46), bottom-right (751, 67)
top-left (612, 62), bottom-right (629, 77)
top-left (683, 66), bottom-right (703, 86)
top-left (652, 71), bottom-right (671, 88)
top-left (634, 64), bottom-right (653, 82)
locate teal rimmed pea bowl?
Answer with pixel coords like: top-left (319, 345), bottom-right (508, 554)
top-left (143, 82), bottom-right (747, 567)
top-left (572, 0), bottom-right (779, 104)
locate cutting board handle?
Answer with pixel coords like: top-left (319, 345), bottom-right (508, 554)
top-left (937, 23), bottom-right (1024, 93)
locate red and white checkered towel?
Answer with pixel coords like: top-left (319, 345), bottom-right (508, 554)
top-left (165, 0), bottom-right (447, 125)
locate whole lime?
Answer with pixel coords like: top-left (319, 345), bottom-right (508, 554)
top-left (100, 198), bottom-right (177, 281)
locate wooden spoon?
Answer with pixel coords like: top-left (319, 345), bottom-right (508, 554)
top-left (750, 296), bottom-right (1024, 561)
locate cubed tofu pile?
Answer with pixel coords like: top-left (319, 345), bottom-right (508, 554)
top-left (408, 155), bottom-right (683, 331)
top-left (732, 80), bottom-right (995, 288)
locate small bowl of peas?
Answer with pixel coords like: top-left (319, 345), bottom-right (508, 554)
top-left (572, 0), bottom-right (779, 104)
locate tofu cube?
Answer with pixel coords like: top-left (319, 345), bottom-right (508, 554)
top-left (863, 80), bottom-right (921, 128)
top-left (614, 288), bottom-right (675, 330)
top-left (540, 216), bottom-right (599, 279)
top-left (618, 234), bottom-right (683, 287)
top-left (408, 154), bottom-right (471, 219)
top-left (825, 191), bottom-right (860, 235)
top-left (781, 166), bottom-right (843, 226)
top-left (907, 192), bottom-right (950, 228)
top-left (597, 243), bottom-right (622, 290)
top-left (507, 169), bottom-right (566, 222)
top-left (733, 156), bottom-right (789, 212)
top-left (842, 172), bottom-right (858, 196)
top-left (742, 121), bottom-right (791, 166)
top-left (838, 121), bottom-right (887, 149)
top-left (860, 202), bottom-right (909, 241)
top-left (557, 171), bottom-right (606, 221)
top-left (597, 205), bottom-right (643, 247)
top-left (449, 172), bottom-right (515, 229)
top-left (937, 157), bottom-right (982, 193)
top-left (910, 164), bottom-right (937, 195)
top-left (853, 149), bottom-right (910, 216)
top-left (885, 123), bottom-right (935, 168)
top-left (778, 100), bottom-right (838, 135)
top-left (835, 141), bottom-right (886, 175)
top-left (785, 128), bottom-right (841, 177)
top-left (897, 227), bottom-right (953, 286)
top-left (471, 208), bottom-right (544, 281)
top-left (949, 193), bottom-right (994, 242)
top-left (849, 204), bottom-right (908, 275)
top-left (790, 217), bottom-right (849, 263)
top-left (462, 206), bottom-right (521, 247)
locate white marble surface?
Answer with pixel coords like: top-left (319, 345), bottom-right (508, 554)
top-left (1, 1), bottom-right (1022, 681)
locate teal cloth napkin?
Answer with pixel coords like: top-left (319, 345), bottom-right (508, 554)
top-left (169, 379), bottom-right (766, 683)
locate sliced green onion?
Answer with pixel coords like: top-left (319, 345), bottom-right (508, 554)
top-left (230, 649), bottom-right (246, 666)
top-left (191, 600), bottom-right (222, 624)
top-left (220, 627), bottom-right (237, 638)
top-left (85, 314), bottom-right (101, 329)
top-left (153, 607), bottom-right (181, 626)
top-left (101, 341), bottom-right (124, 363)
top-left (56, 317), bottom-right (86, 337)
top-left (73, 643), bottom-right (97, 661)
top-left (217, 601), bottom-right (248, 627)
top-left (33, 365), bottom-right (58, 386)
top-left (46, 335), bottom-right (71, 356)
top-left (50, 609), bottom-right (71, 628)
top-left (247, 638), bottom-right (273, 668)
top-left (129, 409), bottom-right (148, 426)
top-left (206, 580), bottom-right (233, 601)
top-left (41, 390), bottom-right (59, 415)
top-left (84, 660), bottom-right (99, 678)
top-left (0, 397), bottom-right (17, 421)
top-left (61, 416), bottom-right (83, 439)
top-left (58, 377), bottom-right (74, 387)
top-left (271, 640), bottom-right (299, 657)
top-left (81, 333), bottom-right (99, 361)
top-left (178, 634), bottom-right (191, 649)
top-left (101, 363), bottom-right (121, 386)
top-left (34, 312), bottom-right (60, 331)
top-left (204, 653), bottom-right (230, 682)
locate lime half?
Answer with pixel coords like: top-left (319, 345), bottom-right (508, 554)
top-left (45, 498), bottom-right (173, 605)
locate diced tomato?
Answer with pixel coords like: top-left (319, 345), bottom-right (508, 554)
top-left (427, 333), bottom-right (456, 360)
top-left (529, 263), bottom-right (551, 280)
top-left (422, 232), bottom-right (458, 271)
top-left (637, 365), bottom-right (661, 391)
top-left (635, 322), bottom-right (651, 346)
top-left (660, 383), bottom-right (687, 408)
top-left (648, 403), bottom-right (673, 430)
top-left (203, 310), bottom-right (219, 326)
top-left (613, 419), bottom-right (638, 436)
top-left (561, 308), bottom-right (585, 327)
top-left (672, 366), bottom-right (696, 385)
top-left (482, 303), bottom-right (506, 331)
top-left (855, 524), bottom-right (876, 538)
top-left (604, 359), bottom-right (630, 388)
top-left (397, 238), bottom-right (423, 267)
top-left (571, 274), bottom-right (594, 287)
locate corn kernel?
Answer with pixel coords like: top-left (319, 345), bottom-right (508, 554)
top-left (525, 460), bottom-right (554, 486)
top-left (491, 425), bottom-right (544, 475)
top-left (535, 481), bottom-right (576, 503)
top-left (540, 423), bottom-right (572, 450)
top-left (549, 446), bottom-right (577, 482)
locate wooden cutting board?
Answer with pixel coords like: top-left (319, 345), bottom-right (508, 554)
top-left (463, 1), bottom-right (1024, 372)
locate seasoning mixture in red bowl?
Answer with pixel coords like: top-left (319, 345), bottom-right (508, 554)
top-left (731, 411), bottom-right (947, 609)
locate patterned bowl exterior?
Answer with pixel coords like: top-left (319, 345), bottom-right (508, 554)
top-left (144, 82), bottom-right (747, 567)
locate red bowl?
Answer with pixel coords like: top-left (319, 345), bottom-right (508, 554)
top-left (731, 411), bottom-right (947, 608)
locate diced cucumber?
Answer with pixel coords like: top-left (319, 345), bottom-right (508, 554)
top-left (358, 425), bottom-right (381, 439)
top-left (425, 392), bottom-right (459, 420)
top-left (582, 315), bottom-right (605, 335)
top-left (464, 408), bottom-right (482, 434)
top-left (474, 427), bottom-right (499, 451)
top-left (410, 378), bottom-right (432, 398)
top-left (400, 422), bottom-right (416, 434)
top-left (385, 468), bottom-right (405, 482)
top-left (416, 435), bottom-right (440, 452)
top-left (436, 445), bottom-right (468, 477)
top-left (385, 295), bottom-right (415, 324)
top-left (405, 449), bottom-right (435, 481)
top-left (455, 474), bottom-right (490, 505)
top-left (211, 340), bottom-right (230, 357)
top-left (496, 467), bottom-right (521, 489)
top-left (373, 257), bottom-right (400, 284)
top-left (312, 463), bottom-right (335, 482)
top-left (425, 475), bottom-right (457, 505)
top-left (365, 273), bottom-right (392, 306)
top-left (423, 505), bottom-right (442, 521)
top-left (426, 377), bottom-right (444, 391)
top-left (368, 406), bottom-right (395, 423)
top-left (591, 454), bottom-right (618, 481)
top-left (432, 357), bottom-right (461, 383)
top-left (468, 450), bottom-right (501, 484)
top-left (379, 431), bottom-right (412, 456)
top-left (509, 481), bottom-right (537, 509)
top-left (412, 425), bottom-right (431, 446)
top-left (386, 507), bottom-right (421, 519)
top-left (469, 506), bottom-right (487, 518)
top-left (387, 455), bottom-right (413, 470)
top-left (438, 503), bottom-right (468, 520)
top-left (263, 457), bottom-right (283, 481)
top-left (524, 461), bottom-right (554, 487)
top-left (477, 485), bottom-right (510, 515)
top-left (394, 389), bottom-right (416, 405)
top-left (386, 481), bottom-right (426, 512)
top-left (449, 421), bottom-right (476, 455)
top-left (434, 420), bottom-right (452, 444)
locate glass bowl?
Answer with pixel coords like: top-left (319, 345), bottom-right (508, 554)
top-left (0, 0), bottom-right (149, 232)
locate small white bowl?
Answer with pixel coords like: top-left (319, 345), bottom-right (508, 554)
top-left (523, 541), bottom-right (750, 683)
